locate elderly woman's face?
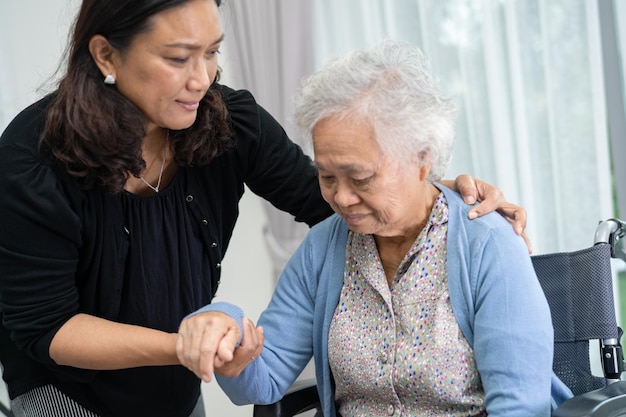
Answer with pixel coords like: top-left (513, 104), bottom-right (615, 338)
top-left (109, 0), bottom-right (222, 131)
top-left (313, 116), bottom-right (427, 237)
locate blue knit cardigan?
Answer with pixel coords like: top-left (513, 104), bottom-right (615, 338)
top-left (213, 185), bottom-right (572, 416)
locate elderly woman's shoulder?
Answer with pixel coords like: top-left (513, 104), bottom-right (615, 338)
top-left (438, 184), bottom-right (514, 232)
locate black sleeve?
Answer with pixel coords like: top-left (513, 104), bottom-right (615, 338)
top-left (222, 86), bottom-right (333, 227)
top-left (0, 99), bottom-right (82, 367)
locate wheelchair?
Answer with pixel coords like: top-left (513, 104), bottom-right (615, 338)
top-left (254, 218), bottom-right (626, 417)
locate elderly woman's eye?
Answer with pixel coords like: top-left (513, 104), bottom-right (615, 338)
top-left (353, 177), bottom-right (371, 186)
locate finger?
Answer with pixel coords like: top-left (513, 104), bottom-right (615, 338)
top-left (503, 207), bottom-right (531, 252)
top-left (455, 174), bottom-right (478, 205)
top-left (494, 204), bottom-right (528, 235)
top-left (467, 182), bottom-right (505, 221)
top-left (243, 324), bottom-right (265, 365)
top-left (227, 318), bottom-right (258, 362)
top-left (494, 204), bottom-right (533, 253)
top-left (511, 207), bottom-right (528, 237)
top-left (467, 199), bottom-right (497, 220)
top-left (215, 323), bottom-right (264, 378)
top-left (254, 326), bottom-right (264, 358)
top-left (197, 319), bottom-right (239, 383)
top-left (196, 327), bottom-right (218, 383)
top-left (521, 230), bottom-right (532, 254)
top-left (214, 355), bottom-right (226, 368)
top-left (245, 320), bottom-right (264, 360)
top-left (477, 179), bottom-right (502, 204)
top-left (215, 323), bottom-right (240, 363)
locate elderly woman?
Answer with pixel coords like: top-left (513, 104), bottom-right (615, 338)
top-left (182, 40), bottom-right (572, 416)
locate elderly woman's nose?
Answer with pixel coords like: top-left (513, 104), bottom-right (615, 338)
top-left (333, 183), bottom-right (359, 207)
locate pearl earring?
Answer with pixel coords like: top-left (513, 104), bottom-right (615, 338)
top-left (104, 74), bottom-right (116, 85)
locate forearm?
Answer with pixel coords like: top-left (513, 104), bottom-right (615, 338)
top-left (50, 313), bottom-right (178, 370)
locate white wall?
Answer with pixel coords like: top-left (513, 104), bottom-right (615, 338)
top-left (0, 2), bottom-right (276, 416)
top-left (0, 2), bottom-right (76, 128)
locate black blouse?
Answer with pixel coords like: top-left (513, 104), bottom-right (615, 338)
top-left (119, 169), bottom-right (208, 333)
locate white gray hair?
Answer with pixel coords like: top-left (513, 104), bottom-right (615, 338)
top-left (295, 40), bottom-right (456, 181)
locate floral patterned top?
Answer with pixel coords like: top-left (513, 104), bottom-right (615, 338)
top-left (328, 193), bottom-right (486, 417)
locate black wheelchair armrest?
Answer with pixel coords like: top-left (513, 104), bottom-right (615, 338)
top-left (253, 379), bottom-right (321, 417)
top-left (553, 380), bottom-right (626, 417)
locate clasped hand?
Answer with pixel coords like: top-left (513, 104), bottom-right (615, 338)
top-left (176, 311), bottom-right (264, 383)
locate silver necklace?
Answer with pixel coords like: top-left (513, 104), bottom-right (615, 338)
top-left (140, 131), bottom-right (168, 193)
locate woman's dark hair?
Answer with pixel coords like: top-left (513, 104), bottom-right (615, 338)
top-left (42, 0), bottom-right (232, 193)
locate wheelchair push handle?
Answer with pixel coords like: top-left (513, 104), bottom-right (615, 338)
top-left (594, 218), bottom-right (626, 262)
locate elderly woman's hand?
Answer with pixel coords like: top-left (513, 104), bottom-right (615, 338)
top-left (444, 174), bottom-right (531, 253)
top-left (176, 311), bottom-right (242, 383)
top-left (215, 318), bottom-right (264, 378)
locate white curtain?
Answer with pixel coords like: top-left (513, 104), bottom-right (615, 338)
top-left (222, 0), bottom-right (617, 275)
top-left (311, 0), bottom-right (614, 255)
top-left (220, 1), bottom-right (314, 278)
